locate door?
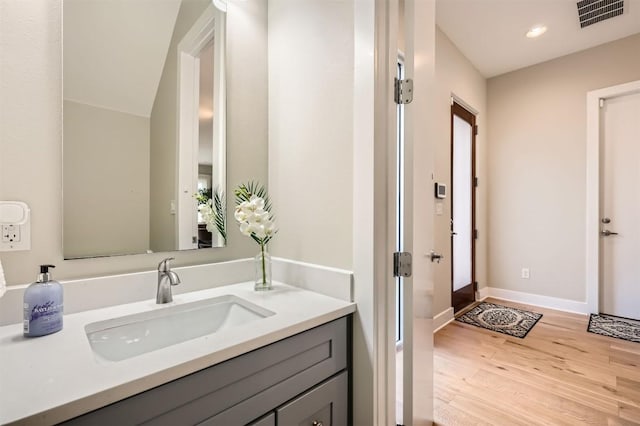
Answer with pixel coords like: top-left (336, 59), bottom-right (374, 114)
top-left (395, 60), bottom-right (406, 426)
top-left (600, 92), bottom-right (640, 320)
top-left (396, 1), bottom-right (437, 425)
top-left (450, 102), bottom-right (476, 313)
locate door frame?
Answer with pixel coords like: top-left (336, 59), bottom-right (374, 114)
top-left (450, 101), bottom-right (476, 313)
top-left (585, 79), bottom-right (640, 313)
top-left (352, 0), bottom-right (398, 424)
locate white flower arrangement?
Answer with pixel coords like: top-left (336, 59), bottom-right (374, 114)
top-left (197, 187), bottom-right (226, 244)
top-left (234, 182), bottom-right (277, 289)
top-left (234, 182), bottom-right (276, 245)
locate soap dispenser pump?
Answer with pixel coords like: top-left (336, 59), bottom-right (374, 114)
top-left (23, 264), bottom-right (63, 337)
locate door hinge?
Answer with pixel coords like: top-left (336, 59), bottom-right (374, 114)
top-left (192, 236), bottom-right (198, 244)
top-left (394, 78), bottom-right (413, 105)
top-left (474, 177), bottom-right (479, 187)
top-left (474, 124), bottom-right (479, 136)
top-left (473, 281), bottom-right (478, 291)
top-left (393, 252), bottom-right (412, 277)
top-left (473, 229), bottom-right (479, 240)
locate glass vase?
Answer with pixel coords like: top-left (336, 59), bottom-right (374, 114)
top-left (254, 248), bottom-right (272, 291)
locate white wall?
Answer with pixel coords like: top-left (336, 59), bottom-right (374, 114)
top-left (63, 101), bottom-right (150, 258)
top-left (267, 0), bottom-right (384, 422)
top-left (432, 27), bottom-right (487, 315)
top-left (267, 0), bottom-right (354, 271)
top-left (487, 33), bottom-right (640, 302)
top-left (0, 0), bottom-right (268, 285)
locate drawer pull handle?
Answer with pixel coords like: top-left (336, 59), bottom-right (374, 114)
top-left (312, 421), bottom-right (324, 426)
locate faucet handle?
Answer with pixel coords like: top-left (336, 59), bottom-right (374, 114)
top-left (158, 257), bottom-right (175, 272)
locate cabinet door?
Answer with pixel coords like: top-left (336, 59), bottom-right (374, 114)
top-left (276, 372), bottom-right (347, 426)
top-left (249, 412), bottom-right (276, 426)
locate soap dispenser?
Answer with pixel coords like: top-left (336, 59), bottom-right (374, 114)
top-left (23, 264), bottom-right (63, 337)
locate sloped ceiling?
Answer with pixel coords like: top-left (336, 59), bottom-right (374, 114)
top-left (436, 0), bottom-right (640, 78)
top-left (64, 0), bottom-right (182, 117)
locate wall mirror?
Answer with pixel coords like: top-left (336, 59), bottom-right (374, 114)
top-left (63, 0), bottom-right (227, 259)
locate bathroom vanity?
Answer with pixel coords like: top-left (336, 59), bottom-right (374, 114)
top-left (0, 279), bottom-right (355, 425)
top-left (64, 317), bottom-right (349, 425)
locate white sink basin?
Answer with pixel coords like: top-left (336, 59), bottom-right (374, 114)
top-left (85, 295), bottom-right (275, 362)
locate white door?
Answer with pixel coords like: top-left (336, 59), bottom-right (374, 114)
top-left (400, 2), bottom-right (437, 425)
top-left (600, 92), bottom-right (640, 319)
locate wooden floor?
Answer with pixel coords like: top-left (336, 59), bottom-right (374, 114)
top-left (434, 298), bottom-right (640, 425)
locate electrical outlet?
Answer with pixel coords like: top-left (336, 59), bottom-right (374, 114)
top-left (0, 201), bottom-right (31, 251)
top-left (521, 268), bottom-right (530, 279)
top-left (2, 224), bottom-right (19, 243)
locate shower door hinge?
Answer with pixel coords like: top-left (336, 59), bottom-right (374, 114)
top-left (474, 177), bottom-right (479, 187)
top-left (393, 252), bottom-right (412, 277)
top-left (474, 124), bottom-right (479, 136)
top-left (474, 229), bottom-right (479, 240)
top-left (394, 78), bottom-right (413, 105)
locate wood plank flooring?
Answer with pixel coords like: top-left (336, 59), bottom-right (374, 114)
top-left (434, 298), bottom-right (640, 425)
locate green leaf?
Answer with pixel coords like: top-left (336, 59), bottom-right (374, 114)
top-left (234, 181), bottom-right (272, 213)
top-left (212, 186), bottom-right (226, 243)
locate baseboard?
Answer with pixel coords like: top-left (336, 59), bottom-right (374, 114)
top-left (483, 287), bottom-right (590, 315)
top-left (477, 286), bottom-right (490, 301)
top-left (433, 307), bottom-right (455, 333)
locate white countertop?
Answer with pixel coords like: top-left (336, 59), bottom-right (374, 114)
top-left (0, 282), bottom-right (355, 425)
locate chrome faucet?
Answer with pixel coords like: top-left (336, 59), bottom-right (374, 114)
top-left (156, 257), bottom-right (181, 304)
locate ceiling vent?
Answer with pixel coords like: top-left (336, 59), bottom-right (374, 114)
top-left (577, 0), bottom-right (624, 28)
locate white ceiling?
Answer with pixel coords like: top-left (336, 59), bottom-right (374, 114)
top-left (436, 0), bottom-right (640, 78)
top-left (63, 0), bottom-right (182, 117)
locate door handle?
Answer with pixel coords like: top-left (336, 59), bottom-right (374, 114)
top-left (428, 250), bottom-right (444, 263)
top-left (601, 229), bottom-right (619, 236)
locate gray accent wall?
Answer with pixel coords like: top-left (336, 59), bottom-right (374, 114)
top-left (63, 100), bottom-right (150, 258)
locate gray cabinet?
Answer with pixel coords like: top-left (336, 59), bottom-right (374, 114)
top-left (63, 317), bottom-right (350, 426)
top-left (277, 372), bottom-right (347, 426)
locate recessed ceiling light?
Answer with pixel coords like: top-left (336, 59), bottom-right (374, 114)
top-left (526, 25), bottom-right (547, 38)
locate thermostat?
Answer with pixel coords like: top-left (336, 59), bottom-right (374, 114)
top-left (434, 183), bottom-right (447, 199)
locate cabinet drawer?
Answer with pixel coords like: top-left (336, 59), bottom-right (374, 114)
top-left (277, 372), bottom-right (348, 426)
top-left (63, 317), bottom-right (347, 426)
